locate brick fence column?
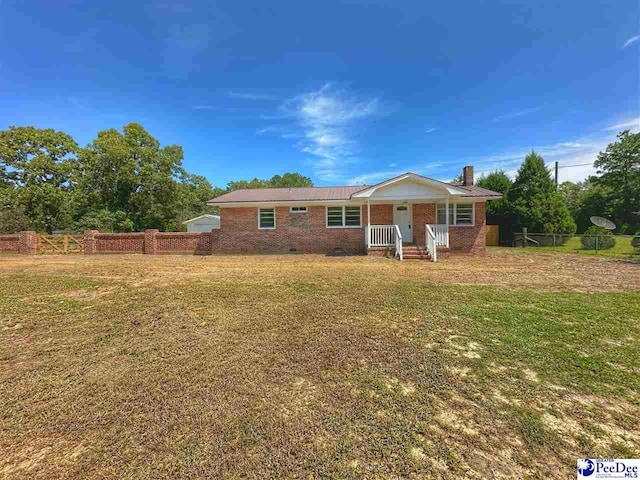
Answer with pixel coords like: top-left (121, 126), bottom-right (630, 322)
top-left (84, 230), bottom-right (99, 254)
top-left (17, 231), bottom-right (37, 255)
top-left (144, 229), bottom-right (159, 254)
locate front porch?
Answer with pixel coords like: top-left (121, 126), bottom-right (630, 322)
top-left (350, 173), bottom-right (488, 261)
top-left (362, 198), bottom-right (489, 261)
top-left (364, 202), bottom-right (451, 261)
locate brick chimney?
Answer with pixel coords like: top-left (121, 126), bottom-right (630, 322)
top-left (462, 165), bottom-right (474, 186)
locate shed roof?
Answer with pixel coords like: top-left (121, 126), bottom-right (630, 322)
top-left (182, 214), bottom-right (220, 224)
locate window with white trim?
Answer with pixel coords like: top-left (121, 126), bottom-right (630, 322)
top-left (258, 208), bottom-right (275, 229)
top-left (289, 206), bottom-right (307, 213)
top-left (437, 203), bottom-right (474, 225)
top-left (326, 206), bottom-right (361, 228)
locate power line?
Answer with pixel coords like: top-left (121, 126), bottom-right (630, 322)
top-left (556, 162), bottom-right (594, 169)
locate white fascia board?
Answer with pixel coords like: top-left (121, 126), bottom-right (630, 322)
top-left (351, 173), bottom-right (467, 198)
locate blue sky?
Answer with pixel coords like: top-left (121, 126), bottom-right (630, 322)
top-left (1, 1), bottom-right (638, 187)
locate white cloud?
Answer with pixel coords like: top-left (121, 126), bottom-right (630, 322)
top-left (554, 159), bottom-right (598, 183)
top-left (492, 107), bottom-right (541, 123)
top-left (602, 117), bottom-right (640, 132)
top-left (347, 162), bottom-right (442, 186)
top-left (425, 127), bottom-right (438, 134)
top-left (262, 83), bottom-right (381, 181)
top-left (472, 137), bottom-right (612, 184)
top-left (349, 170), bottom-right (403, 185)
top-left (192, 105), bottom-right (217, 111)
top-left (228, 90), bottom-right (277, 101)
top-left (623, 35), bottom-right (640, 48)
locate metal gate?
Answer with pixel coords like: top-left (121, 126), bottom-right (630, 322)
top-left (37, 234), bottom-right (84, 254)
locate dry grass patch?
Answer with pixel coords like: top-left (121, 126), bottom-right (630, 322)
top-left (0, 249), bottom-right (638, 479)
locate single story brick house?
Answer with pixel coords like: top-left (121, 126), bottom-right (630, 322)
top-left (207, 166), bottom-right (501, 260)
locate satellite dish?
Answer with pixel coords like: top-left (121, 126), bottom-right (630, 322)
top-left (590, 216), bottom-right (616, 230)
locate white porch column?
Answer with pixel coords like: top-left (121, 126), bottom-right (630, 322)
top-left (445, 197), bottom-right (450, 247)
top-left (366, 199), bottom-right (371, 248)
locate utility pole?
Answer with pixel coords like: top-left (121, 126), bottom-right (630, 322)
top-left (554, 161), bottom-right (559, 189)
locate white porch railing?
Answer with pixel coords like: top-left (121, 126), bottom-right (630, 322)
top-left (394, 225), bottom-right (403, 261)
top-left (368, 225), bottom-right (395, 247)
top-left (425, 225), bottom-right (437, 262)
top-left (367, 225), bottom-right (403, 260)
top-left (429, 224), bottom-right (449, 247)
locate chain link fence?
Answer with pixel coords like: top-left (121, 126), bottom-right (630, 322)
top-left (512, 230), bottom-right (639, 256)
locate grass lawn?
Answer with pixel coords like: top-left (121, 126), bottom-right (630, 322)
top-left (1, 249), bottom-right (639, 479)
top-left (528, 235), bottom-right (637, 257)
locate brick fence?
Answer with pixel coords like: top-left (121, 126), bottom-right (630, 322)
top-left (0, 230), bottom-right (215, 255)
top-left (0, 231), bottom-right (38, 254)
top-left (85, 230), bottom-right (214, 255)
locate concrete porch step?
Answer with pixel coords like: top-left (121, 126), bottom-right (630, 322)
top-left (403, 248), bottom-right (429, 254)
top-left (403, 255), bottom-right (432, 261)
top-left (402, 244), bottom-right (432, 261)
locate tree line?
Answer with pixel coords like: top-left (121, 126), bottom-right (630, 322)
top-left (476, 130), bottom-right (639, 235)
top-left (0, 123), bottom-right (312, 234)
top-left (2, 123), bottom-right (637, 235)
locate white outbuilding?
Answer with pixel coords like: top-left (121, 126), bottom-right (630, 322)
top-left (182, 214), bottom-right (220, 233)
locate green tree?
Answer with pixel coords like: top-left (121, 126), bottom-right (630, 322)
top-left (507, 151), bottom-right (576, 234)
top-left (0, 202), bottom-right (32, 233)
top-left (450, 173), bottom-right (463, 183)
top-left (593, 130), bottom-right (640, 233)
top-left (75, 123), bottom-right (185, 231)
top-left (476, 170), bottom-right (512, 216)
top-left (0, 126), bottom-right (78, 232)
top-left (227, 172), bottom-right (313, 191)
top-left (1, 123), bottom-right (319, 233)
top-left (558, 181), bottom-right (583, 214)
top-left (75, 209), bottom-right (134, 233)
top-left (559, 180), bottom-right (613, 233)
top-left (171, 173), bottom-right (220, 230)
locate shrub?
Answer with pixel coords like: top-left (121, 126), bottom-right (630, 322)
top-left (632, 233), bottom-right (640, 255)
top-left (581, 226), bottom-right (616, 250)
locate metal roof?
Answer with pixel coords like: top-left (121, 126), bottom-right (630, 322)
top-left (207, 175), bottom-right (501, 204)
top-left (208, 186), bottom-right (367, 204)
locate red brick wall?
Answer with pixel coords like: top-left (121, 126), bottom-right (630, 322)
top-left (412, 203), bottom-right (437, 246)
top-left (218, 206), bottom-right (367, 254)
top-left (449, 202), bottom-right (486, 254)
top-left (369, 204), bottom-right (393, 225)
top-left (86, 230), bottom-right (216, 255)
top-left (94, 233), bottom-right (146, 253)
top-left (18, 231), bottom-right (37, 254)
top-left (1, 232), bottom-right (43, 254)
top-left (411, 202), bottom-right (486, 254)
top-left (0, 235), bottom-right (19, 253)
top-left (156, 232), bottom-right (214, 255)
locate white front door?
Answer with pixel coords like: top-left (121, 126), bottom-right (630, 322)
top-left (393, 205), bottom-right (412, 243)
